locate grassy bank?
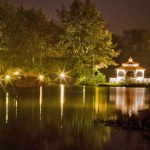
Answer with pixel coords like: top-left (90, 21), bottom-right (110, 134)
top-left (99, 82), bottom-right (150, 87)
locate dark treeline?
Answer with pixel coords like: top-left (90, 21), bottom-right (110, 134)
top-left (113, 29), bottom-right (150, 77)
top-left (0, 0), bottom-right (150, 84)
top-left (102, 30), bottom-right (150, 78)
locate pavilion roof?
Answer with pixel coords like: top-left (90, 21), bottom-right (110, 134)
top-left (116, 57), bottom-right (145, 70)
top-left (116, 66), bottom-right (145, 70)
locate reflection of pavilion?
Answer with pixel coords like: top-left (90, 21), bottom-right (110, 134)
top-left (110, 87), bottom-right (147, 115)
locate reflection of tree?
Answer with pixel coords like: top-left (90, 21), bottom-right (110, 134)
top-left (0, 86), bottom-right (113, 149)
top-left (60, 86), bottom-right (112, 149)
top-left (94, 87), bottom-right (116, 120)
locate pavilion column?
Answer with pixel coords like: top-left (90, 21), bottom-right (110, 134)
top-left (135, 70), bottom-right (145, 78)
top-left (142, 70), bottom-right (145, 78)
top-left (117, 70), bottom-right (119, 78)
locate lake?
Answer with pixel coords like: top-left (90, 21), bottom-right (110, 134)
top-left (0, 86), bottom-right (150, 150)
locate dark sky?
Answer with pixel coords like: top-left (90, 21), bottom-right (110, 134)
top-left (7, 0), bottom-right (150, 34)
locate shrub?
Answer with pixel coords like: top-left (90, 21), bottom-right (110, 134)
top-left (77, 70), bottom-right (106, 85)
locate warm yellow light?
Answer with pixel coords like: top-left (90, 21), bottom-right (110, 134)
top-left (39, 75), bottom-right (44, 81)
top-left (60, 73), bottom-right (65, 79)
top-left (5, 75), bottom-right (10, 80)
top-left (129, 57), bottom-right (133, 62)
top-left (14, 71), bottom-right (20, 76)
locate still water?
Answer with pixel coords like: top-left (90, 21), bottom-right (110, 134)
top-left (0, 86), bottom-right (150, 150)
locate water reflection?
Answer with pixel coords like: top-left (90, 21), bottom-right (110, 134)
top-left (0, 86), bottom-right (149, 150)
top-left (15, 99), bottom-right (18, 119)
top-left (93, 87), bottom-right (115, 119)
top-left (83, 86), bottom-right (85, 105)
top-left (5, 92), bottom-right (9, 124)
top-left (39, 86), bottom-right (42, 120)
top-left (110, 87), bottom-right (148, 115)
top-left (60, 84), bottom-right (64, 128)
top-left (95, 87), bottom-right (99, 114)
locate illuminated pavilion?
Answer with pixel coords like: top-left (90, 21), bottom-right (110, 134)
top-left (109, 57), bottom-right (150, 83)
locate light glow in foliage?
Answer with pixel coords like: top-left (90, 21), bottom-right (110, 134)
top-left (14, 71), bottom-right (20, 76)
top-left (60, 73), bottom-right (65, 79)
top-left (38, 75), bottom-right (44, 81)
top-left (5, 75), bottom-right (10, 80)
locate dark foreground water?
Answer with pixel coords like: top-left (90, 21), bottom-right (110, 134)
top-left (0, 86), bottom-right (150, 150)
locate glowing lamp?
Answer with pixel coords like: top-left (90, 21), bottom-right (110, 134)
top-left (5, 75), bottom-right (10, 80)
top-left (14, 71), bottom-right (20, 76)
top-left (39, 75), bottom-right (44, 81)
top-left (60, 73), bottom-right (65, 79)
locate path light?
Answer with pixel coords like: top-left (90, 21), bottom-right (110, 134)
top-left (5, 75), bottom-right (11, 81)
top-left (57, 69), bottom-right (71, 83)
top-left (38, 75), bottom-right (44, 81)
top-left (60, 73), bottom-right (65, 79)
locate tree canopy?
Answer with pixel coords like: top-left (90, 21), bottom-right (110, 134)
top-left (0, 0), bottom-right (119, 84)
top-left (57, 0), bottom-right (118, 72)
top-left (0, 0), bottom-right (59, 74)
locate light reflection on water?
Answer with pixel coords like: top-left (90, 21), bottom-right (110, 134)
top-left (60, 84), bottom-right (64, 129)
top-left (39, 86), bottom-right (42, 121)
top-left (15, 99), bottom-right (17, 119)
top-left (0, 86), bottom-right (150, 150)
top-left (5, 92), bottom-right (9, 124)
top-left (109, 87), bottom-right (149, 116)
top-left (83, 85), bottom-right (85, 106)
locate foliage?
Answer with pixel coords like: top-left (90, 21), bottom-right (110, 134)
top-left (57, 0), bottom-right (119, 78)
top-left (77, 69), bottom-right (106, 85)
top-left (0, 1), bottom-right (59, 74)
top-left (0, 0), bottom-right (119, 85)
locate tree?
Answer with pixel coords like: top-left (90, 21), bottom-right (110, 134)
top-left (57, 0), bottom-right (119, 81)
top-left (0, 1), bottom-right (55, 73)
top-left (0, 0), bottom-right (16, 72)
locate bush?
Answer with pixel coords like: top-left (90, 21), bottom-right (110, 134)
top-left (77, 70), bottom-right (106, 85)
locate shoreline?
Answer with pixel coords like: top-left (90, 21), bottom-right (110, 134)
top-left (98, 83), bottom-right (150, 88)
top-left (1, 83), bottom-right (150, 88)
top-left (94, 109), bottom-right (150, 139)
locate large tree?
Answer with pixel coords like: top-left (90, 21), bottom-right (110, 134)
top-left (57, 0), bottom-right (119, 79)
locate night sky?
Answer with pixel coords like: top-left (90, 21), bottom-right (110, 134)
top-left (7, 0), bottom-right (150, 35)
